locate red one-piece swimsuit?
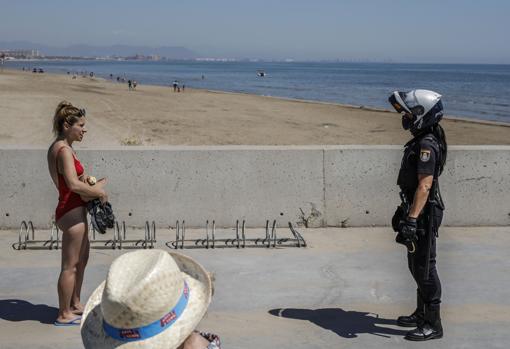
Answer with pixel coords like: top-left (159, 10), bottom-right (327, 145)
top-left (55, 147), bottom-right (86, 222)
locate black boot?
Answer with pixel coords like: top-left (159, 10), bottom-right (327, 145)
top-left (397, 291), bottom-right (424, 327)
top-left (405, 305), bottom-right (443, 341)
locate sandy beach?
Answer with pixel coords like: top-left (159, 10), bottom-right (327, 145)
top-left (0, 68), bottom-right (508, 146)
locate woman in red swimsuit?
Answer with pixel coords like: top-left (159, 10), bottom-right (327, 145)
top-left (47, 101), bottom-right (108, 326)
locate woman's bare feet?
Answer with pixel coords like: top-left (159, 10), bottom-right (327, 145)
top-left (71, 303), bottom-right (85, 315)
top-left (55, 311), bottom-right (81, 326)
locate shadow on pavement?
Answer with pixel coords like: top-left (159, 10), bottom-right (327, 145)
top-left (269, 308), bottom-right (408, 338)
top-left (0, 299), bottom-right (58, 324)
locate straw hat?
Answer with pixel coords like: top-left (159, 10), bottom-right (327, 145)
top-left (81, 250), bottom-right (212, 348)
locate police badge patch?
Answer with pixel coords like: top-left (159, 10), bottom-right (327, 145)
top-left (420, 149), bottom-right (431, 162)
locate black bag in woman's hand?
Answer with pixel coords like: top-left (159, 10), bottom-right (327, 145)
top-left (87, 199), bottom-right (115, 234)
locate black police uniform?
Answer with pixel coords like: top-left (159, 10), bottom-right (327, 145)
top-left (396, 132), bottom-right (444, 338)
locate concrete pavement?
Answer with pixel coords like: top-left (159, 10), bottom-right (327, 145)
top-left (1, 226), bottom-right (509, 348)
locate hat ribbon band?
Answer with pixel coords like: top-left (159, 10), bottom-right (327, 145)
top-left (103, 281), bottom-right (190, 342)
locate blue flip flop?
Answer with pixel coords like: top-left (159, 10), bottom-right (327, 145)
top-left (54, 316), bottom-right (82, 326)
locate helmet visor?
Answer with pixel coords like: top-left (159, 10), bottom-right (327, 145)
top-left (390, 91), bottom-right (425, 116)
top-left (388, 92), bottom-right (411, 114)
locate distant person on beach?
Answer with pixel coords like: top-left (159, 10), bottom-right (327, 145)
top-left (388, 90), bottom-right (447, 341)
top-left (173, 80), bottom-right (179, 92)
top-left (128, 80), bottom-right (132, 90)
top-left (47, 101), bottom-right (109, 326)
top-left (80, 249), bottom-right (221, 348)
top-left (132, 80), bottom-right (137, 90)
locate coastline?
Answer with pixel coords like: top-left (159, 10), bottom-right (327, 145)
top-left (7, 64), bottom-right (510, 127)
top-left (204, 87), bottom-right (510, 128)
top-left (1, 67), bottom-right (509, 146)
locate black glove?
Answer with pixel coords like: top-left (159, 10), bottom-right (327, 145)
top-left (396, 216), bottom-right (417, 253)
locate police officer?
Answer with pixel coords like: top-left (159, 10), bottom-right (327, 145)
top-left (388, 90), bottom-right (447, 341)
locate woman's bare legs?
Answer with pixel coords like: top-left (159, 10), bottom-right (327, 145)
top-left (71, 223), bottom-right (89, 315)
top-left (56, 206), bottom-right (87, 323)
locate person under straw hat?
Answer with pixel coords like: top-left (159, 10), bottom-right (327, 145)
top-left (81, 249), bottom-right (216, 348)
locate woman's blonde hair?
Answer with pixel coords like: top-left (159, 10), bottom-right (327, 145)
top-left (52, 101), bottom-right (86, 136)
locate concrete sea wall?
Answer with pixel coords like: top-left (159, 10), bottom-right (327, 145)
top-left (1, 146), bottom-right (509, 228)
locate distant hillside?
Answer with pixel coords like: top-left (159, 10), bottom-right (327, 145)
top-left (0, 41), bottom-right (200, 59)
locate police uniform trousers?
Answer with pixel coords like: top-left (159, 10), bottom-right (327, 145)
top-left (407, 214), bottom-right (441, 311)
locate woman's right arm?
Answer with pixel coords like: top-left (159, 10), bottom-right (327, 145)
top-left (58, 148), bottom-right (107, 199)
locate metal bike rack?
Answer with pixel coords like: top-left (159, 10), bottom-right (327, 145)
top-left (13, 221), bottom-right (60, 250)
top-left (115, 220), bottom-right (156, 249)
top-left (89, 221), bottom-right (117, 249)
top-left (167, 220), bottom-right (218, 249)
top-left (287, 222), bottom-right (307, 248)
top-left (167, 219), bottom-right (306, 249)
top-left (13, 218), bottom-right (305, 251)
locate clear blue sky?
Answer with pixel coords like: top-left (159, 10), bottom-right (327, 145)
top-left (1, 0), bottom-right (509, 63)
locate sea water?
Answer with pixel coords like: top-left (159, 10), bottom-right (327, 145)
top-left (6, 60), bottom-right (510, 123)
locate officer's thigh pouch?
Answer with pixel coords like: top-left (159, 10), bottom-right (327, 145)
top-left (431, 204), bottom-right (444, 229)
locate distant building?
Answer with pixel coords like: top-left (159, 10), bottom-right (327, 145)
top-left (124, 54), bottom-right (162, 61)
top-left (0, 49), bottom-right (43, 59)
